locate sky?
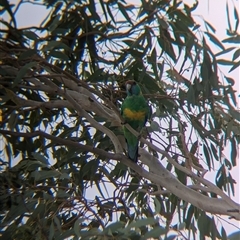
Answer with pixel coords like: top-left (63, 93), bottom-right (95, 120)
top-left (1, 0), bottom-right (240, 236)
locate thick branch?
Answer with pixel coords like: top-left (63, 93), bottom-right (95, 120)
top-left (0, 130), bottom-right (239, 220)
top-left (1, 63), bottom-right (239, 220)
top-left (124, 123), bottom-right (238, 210)
top-left (38, 77), bottom-right (123, 154)
top-left (137, 149), bottom-right (240, 220)
top-left (0, 130), bottom-right (118, 160)
top-left (1, 65), bottom-right (121, 125)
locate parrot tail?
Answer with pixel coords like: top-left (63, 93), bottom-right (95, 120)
top-left (127, 142), bottom-right (139, 162)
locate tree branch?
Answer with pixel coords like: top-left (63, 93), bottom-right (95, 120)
top-left (123, 123), bottom-right (238, 211)
top-left (38, 77), bottom-right (123, 154)
top-left (0, 129), bottom-right (119, 160)
top-left (0, 129), bottom-right (239, 220)
top-left (137, 149), bottom-right (240, 220)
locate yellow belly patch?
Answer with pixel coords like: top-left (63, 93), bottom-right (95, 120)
top-left (123, 108), bottom-right (146, 121)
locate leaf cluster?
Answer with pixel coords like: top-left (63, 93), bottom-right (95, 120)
top-left (0, 0), bottom-right (239, 239)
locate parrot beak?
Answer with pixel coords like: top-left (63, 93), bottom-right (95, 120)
top-left (126, 83), bottom-right (132, 91)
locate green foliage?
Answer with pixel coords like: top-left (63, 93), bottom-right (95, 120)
top-left (0, 0), bottom-right (239, 239)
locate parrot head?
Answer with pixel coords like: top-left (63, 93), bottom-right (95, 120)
top-left (125, 80), bottom-right (141, 96)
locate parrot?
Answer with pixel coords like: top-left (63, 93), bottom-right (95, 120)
top-left (121, 80), bottom-right (151, 162)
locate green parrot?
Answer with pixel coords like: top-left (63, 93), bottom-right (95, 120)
top-left (121, 80), bottom-right (151, 162)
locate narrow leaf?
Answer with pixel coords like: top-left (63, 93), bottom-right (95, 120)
top-left (204, 20), bottom-right (216, 33)
top-left (14, 62), bottom-right (38, 86)
top-left (74, 218), bottom-right (84, 238)
top-left (106, 3), bottom-right (116, 24)
top-left (190, 141), bottom-right (198, 155)
top-left (102, 221), bottom-right (125, 233)
top-left (150, 121), bottom-right (160, 132)
top-left (222, 35), bottom-right (240, 43)
top-left (234, 6), bottom-right (239, 32)
top-left (48, 14), bottom-right (61, 32)
top-left (166, 235), bottom-right (178, 240)
top-left (50, 50), bottom-right (69, 61)
top-left (232, 48), bottom-right (240, 61)
top-left (230, 138), bottom-right (237, 166)
top-left (205, 32), bottom-right (224, 50)
top-left (229, 60), bottom-right (240, 73)
top-left (221, 227), bottom-right (227, 240)
top-left (99, 0), bottom-right (108, 21)
top-left (32, 170), bottom-right (60, 181)
top-left (118, 2), bottom-right (133, 25)
top-left (42, 40), bottom-right (71, 52)
top-left (143, 226), bottom-right (166, 239)
top-left (32, 152), bottom-right (49, 165)
top-left (154, 197), bottom-right (161, 214)
top-left (192, 24), bottom-right (200, 31)
top-left (216, 59), bottom-right (234, 65)
top-left (19, 49), bottom-right (37, 60)
top-left (49, 221), bottom-right (55, 240)
top-left (226, 2), bottom-right (232, 32)
top-left (215, 47), bottom-right (235, 57)
top-left (23, 30), bottom-right (39, 41)
top-left (0, 0), bottom-right (17, 27)
top-left (225, 76), bottom-right (235, 85)
top-left (127, 218), bottom-right (157, 230)
top-left (203, 144), bottom-right (211, 170)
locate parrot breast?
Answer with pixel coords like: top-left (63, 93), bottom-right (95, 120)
top-left (121, 95), bottom-right (149, 162)
top-left (123, 108), bottom-right (146, 121)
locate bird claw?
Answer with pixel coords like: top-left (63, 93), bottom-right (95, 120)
top-left (137, 129), bottom-right (143, 139)
top-left (121, 120), bottom-right (127, 125)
